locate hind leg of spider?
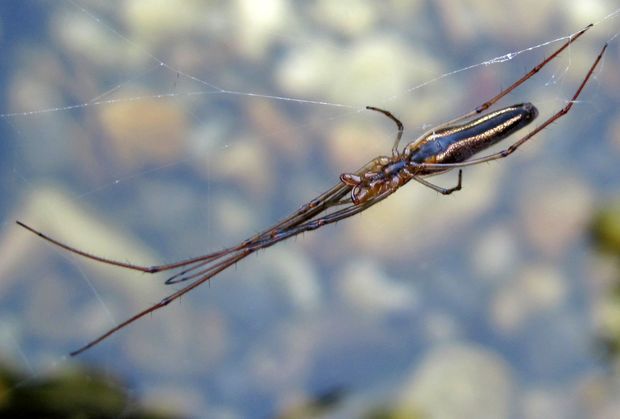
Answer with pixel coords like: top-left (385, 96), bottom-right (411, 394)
top-left (428, 24), bottom-right (593, 132)
top-left (416, 42), bottom-right (606, 172)
top-left (412, 170), bottom-right (463, 195)
top-left (473, 24), bottom-right (593, 115)
top-left (366, 106), bottom-right (404, 156)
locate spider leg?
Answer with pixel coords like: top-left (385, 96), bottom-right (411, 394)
top-left (411, 170), bottom-right (463, 195)
top-left (474, 23), bottom-right (594, 114)
top-left (70, 183), bottom-right (359, 355)
top-left (473, 24), bottom-right (593, 115)
top-left (249, 181), bottom-right (351, 242)
top-left (366, 106), bottom-right (404, 156)
top-left (414, 23), bottom-right (593, 139)
top-left (15, 221), bottom-right (177, 273)
top-left (15, 181), bottom-right (353, 275)
top-left (169, 190), bottom-right (392, 285)
top-left (70, 189), bottom-right (391, 356)
top-left (415, 42), bottom-right (606, 171)
top-left (266, 190), bottom-right (392, 239)
top-left (69, 249), bottom-right (249, 356)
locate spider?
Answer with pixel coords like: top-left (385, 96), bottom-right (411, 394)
top-left (17, 24), bottom-right (605, 356)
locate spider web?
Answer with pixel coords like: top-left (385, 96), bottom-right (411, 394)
top-left (1, 1), bottom-right (619, 417)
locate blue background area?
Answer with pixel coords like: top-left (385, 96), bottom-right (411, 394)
top-left (1, 2), bottom-right (619, 418)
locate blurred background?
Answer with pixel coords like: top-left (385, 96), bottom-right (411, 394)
top-left (0, 1), bottom-right (619, 418)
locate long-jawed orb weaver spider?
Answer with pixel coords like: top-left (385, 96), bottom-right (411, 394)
top-left (17, 24), bottom-right (606, 356)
